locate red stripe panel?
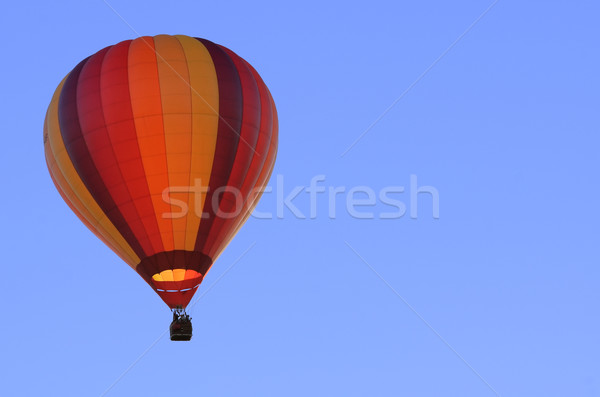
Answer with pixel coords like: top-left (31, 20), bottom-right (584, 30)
top-left (75, 41), bottom-right (153, 256)
top-left (193, 38), bottom-right (244, 255)
top-left (201, 47), bottom-right (264, 256)
top-left (206, 58), bottom-right (274, 258)
top-left (98, 40), bottom-right (165, 255)
top-left (58, 53), bottom-right (146, 258)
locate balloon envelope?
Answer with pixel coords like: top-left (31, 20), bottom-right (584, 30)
top-left (44, 35), bottom-right (278, 308)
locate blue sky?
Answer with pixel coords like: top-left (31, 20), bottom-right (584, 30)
top-left (1, 1), bottom-right (599, 396)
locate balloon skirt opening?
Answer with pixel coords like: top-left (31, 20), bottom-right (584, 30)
top-left (152, 272), bottom-right (203, 309)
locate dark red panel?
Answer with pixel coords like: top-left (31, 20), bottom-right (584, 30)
top-left (193, 39), bottom-right (244, 252)
top-left (206, 58), bottom-right (275, 258)
top-left (201, 47), bottom-right (264, 255)
top-left (75, 42), bottom-right (155, 256)
top-left (136, 250), bottom-right (213, 283)
top-left (58, 51), bottom-right (146, 258)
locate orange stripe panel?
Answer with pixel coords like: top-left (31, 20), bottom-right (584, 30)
top-left (128, 36), bottom-right (175, 252)
top-left (97, 41), bottom-right (165, 254)
top-left (154, 35), bottom-right (193, 250)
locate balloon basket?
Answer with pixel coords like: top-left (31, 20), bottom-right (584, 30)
top-left (170, 307), bottom-right (193, 341)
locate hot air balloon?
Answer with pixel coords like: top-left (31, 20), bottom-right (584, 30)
top-left (44, 35), bottom-right (278, 341)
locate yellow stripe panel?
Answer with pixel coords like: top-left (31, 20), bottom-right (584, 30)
top-left (154, 35), bottom-right (193, 250)
top-left (46, 142), bottom-right (131, 265)
top-left (45, 77), bottom-right (140, 267)
top-left (152, 268), bottom-right (189, 282)
top-left (45, 148), bottom-right (130, 265)
top-left (175, 35), bottom-right (220, 251)
top-left (173, 268), bottom-right (187, 281)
